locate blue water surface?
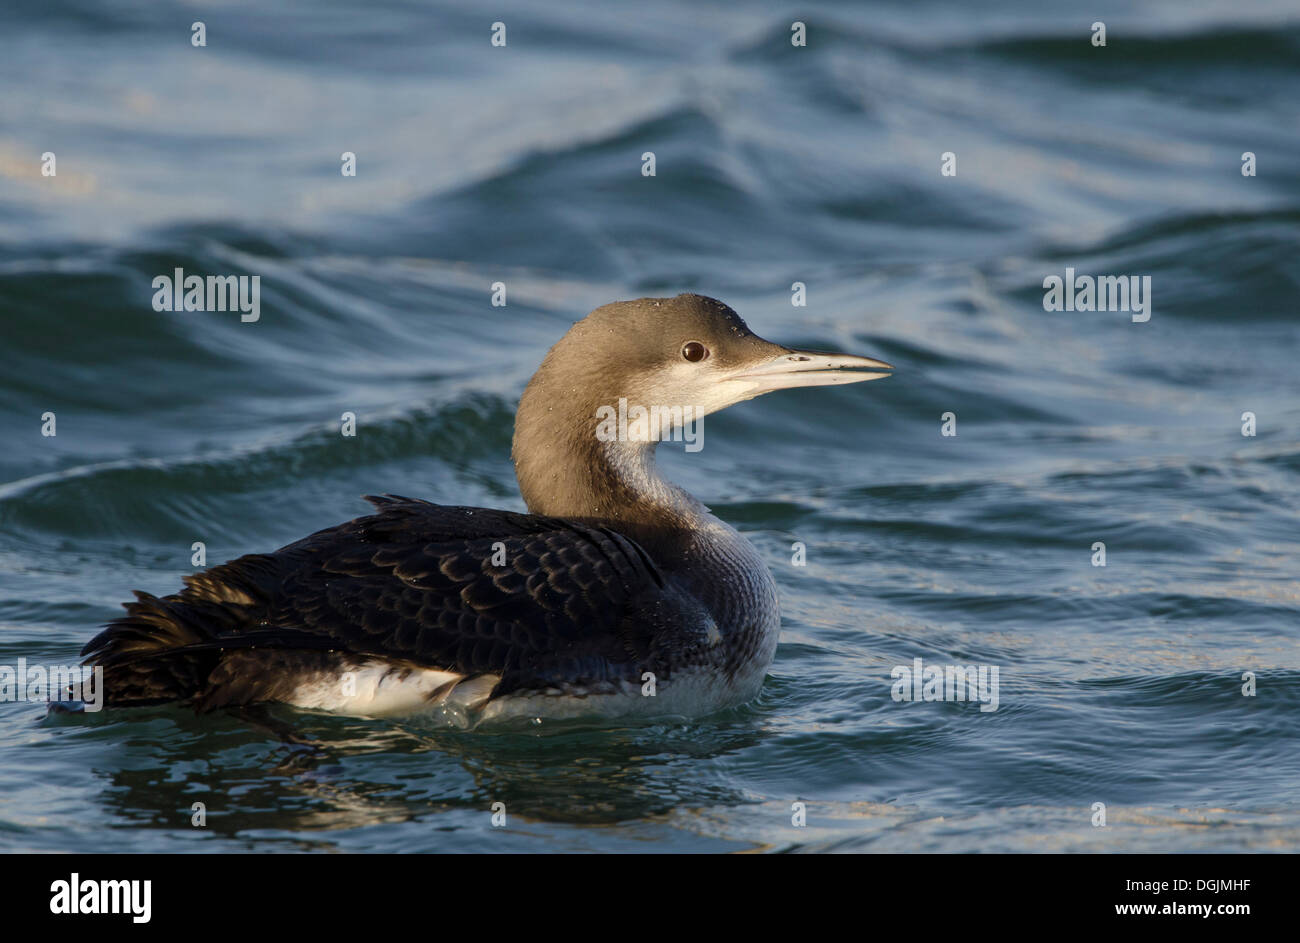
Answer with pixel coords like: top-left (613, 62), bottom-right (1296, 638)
top-left (0, 0), bottom-right (1297, 852)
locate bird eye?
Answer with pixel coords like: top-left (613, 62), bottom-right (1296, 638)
top-left (681, 341), bottom-right (709, 362)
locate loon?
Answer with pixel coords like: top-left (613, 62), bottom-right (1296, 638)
top-left (83, 294), bottom-right (891, 725)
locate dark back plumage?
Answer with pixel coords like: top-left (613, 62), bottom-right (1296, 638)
top-left (84, 495), bottom-right (698, 709)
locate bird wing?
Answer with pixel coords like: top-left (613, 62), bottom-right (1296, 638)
top-left (84, 495), bottom-right (697, 706)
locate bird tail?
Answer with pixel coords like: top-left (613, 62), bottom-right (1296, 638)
top-left (82, 559), bottom-right (277, 707)
top-left (81, 591), bottom-right (236, 706)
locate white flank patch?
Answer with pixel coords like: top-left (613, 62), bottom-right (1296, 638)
top-left (280, 660), bottom-right (766, 727)
top-left (285, 661), bottom-right (491, 718)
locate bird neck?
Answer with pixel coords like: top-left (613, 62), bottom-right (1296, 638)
top-left (512, 389), bottom-right (708, 550)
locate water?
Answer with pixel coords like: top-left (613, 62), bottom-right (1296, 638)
top-left (1, 0), bottom-right (1298, 853)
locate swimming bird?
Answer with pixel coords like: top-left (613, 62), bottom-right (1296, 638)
top-left (83, 294), bottom-right (891, 725)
